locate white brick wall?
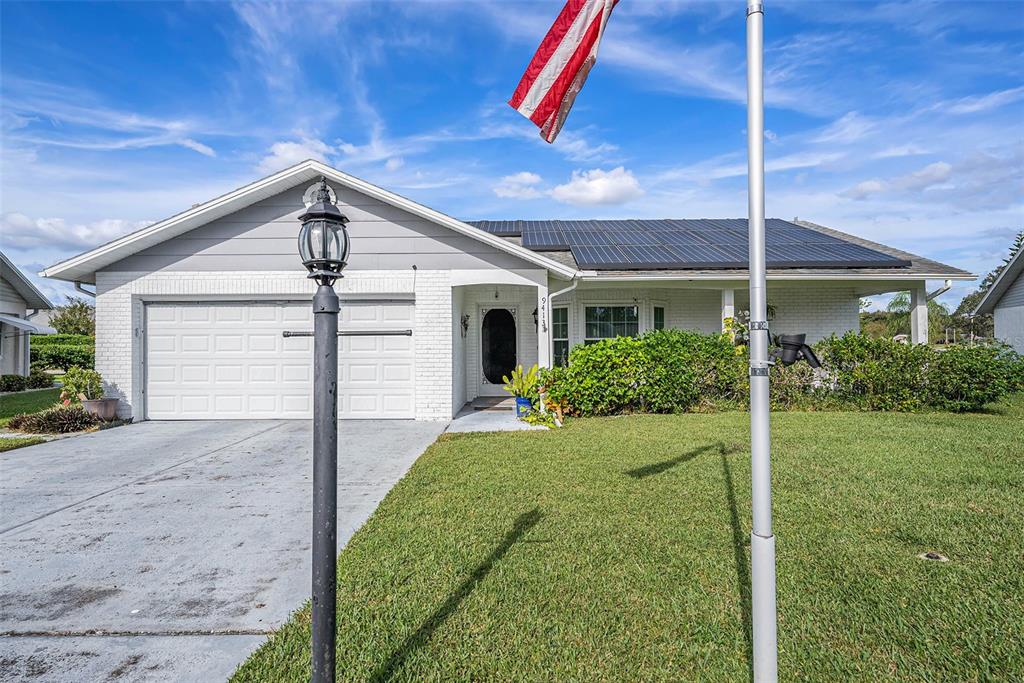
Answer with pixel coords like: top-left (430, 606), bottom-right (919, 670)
top-left (737, 284), bottom-right (859, 343)
top-left (95, 270), bottom-right (453, 421)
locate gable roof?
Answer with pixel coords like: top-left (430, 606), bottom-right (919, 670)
top-left (1, 251), bottom-right (52, 310)
top-left (41, 160), bottom-right (577, 283)
top-left (467, 217), bottom-right (973, 280)
top-left (974, 247), bottom-right (1022, 315)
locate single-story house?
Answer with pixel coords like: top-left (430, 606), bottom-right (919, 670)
top-left (974, 247), bottom-right (1023, 353)
top-left (42, 160), bottom-right (972, 421)
top-left (1, 251), bottom-right (55, 376)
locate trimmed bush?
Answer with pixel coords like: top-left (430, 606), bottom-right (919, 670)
top-left (643, 330), bottom-right (747, 411)
top-left (815, 334), bottom-right (931, 411)
top-left (926, 344), bottom-right (1012, 412)
top-left (30, 343), bottom-right (95, 371)
top-left (0, 375), bottom-right (29, 392)
top-left (27, 368), bottom-right (54, 389)
top-left (541, 330), bottom-right (1021, 417)
top-left (542, 336), bottom-right (648, 416)
top-left (8, 404), bottom-right (99, 434)
top-left (31, 334), bottom-right (94, 348)
top-left (541, 330), bottom-right (747, 416)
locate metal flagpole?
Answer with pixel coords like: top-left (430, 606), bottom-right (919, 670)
top-left (746, 2), bottom-right (778, 682)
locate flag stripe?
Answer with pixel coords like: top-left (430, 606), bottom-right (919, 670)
top-left (529, 8), bottom-right (605, 127)
top-left (508, 0), bottom-right (589, 109)
top-left (507, 0), bottom-right (616, 144)
top-left (513, 0), bottom-right (606, 118)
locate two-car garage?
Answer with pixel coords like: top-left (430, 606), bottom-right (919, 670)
top-left (144, 301), bottom-right (415, 420)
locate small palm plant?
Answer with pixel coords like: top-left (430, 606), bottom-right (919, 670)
top-left (502, 364), bottom-right (539, 418)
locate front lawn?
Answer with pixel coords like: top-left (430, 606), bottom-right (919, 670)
top-left (0, 387), bottom-right (61, 427)
top-left (0, 436), bottom-right (47, 452)
top-left (233, 395), bottom-right (1024, 682)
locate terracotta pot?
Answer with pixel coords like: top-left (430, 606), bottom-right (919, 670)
top-left (82, 398), bottom-right (119, 421)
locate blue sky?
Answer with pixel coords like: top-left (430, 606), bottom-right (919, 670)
top-left (2, 0), bottom-right (1022, 310)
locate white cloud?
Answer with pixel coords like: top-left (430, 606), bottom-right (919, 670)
top-left (813, 112), bottom-right (876, 144)
top-left (257, 138), bottom-right (333, 174)
top-left (947, 86), bottom-right (1024, 115)
top-left (385, 157), bottom-right (404, 171)
top-left (550, 167), bottom-right (643, 206)
top-left (896, 161), bottom-right (953, 191)
top-left (841, 179), bottom-right (887, 200)
top-left (1, 213), bottom-right (152, 251)
top-left (842, 161), bottom-right (954, 200)
top-left (493, 172), bottom-right (543, 199)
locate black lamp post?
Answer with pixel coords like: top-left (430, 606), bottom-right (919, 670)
top-left (298, 177), bottom-right (349, 683)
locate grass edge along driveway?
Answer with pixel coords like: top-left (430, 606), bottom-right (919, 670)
top-left (232, 395), bottom-right (1024, 682)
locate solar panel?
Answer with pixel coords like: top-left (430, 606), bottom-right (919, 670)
top-left (473, 218), bottom-right (911, 270)
top-left (522, 225), bottom-right (568, 250)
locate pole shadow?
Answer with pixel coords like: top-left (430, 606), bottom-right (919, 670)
top-left (721, 451), bottom-right (754, 678)
top-left (370, 507), bottom-right (543, 682)
top-left (625, 441), bottom-right (738, 479)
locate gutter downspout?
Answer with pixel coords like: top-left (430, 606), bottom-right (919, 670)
top-left (75, 281), bottom-right (97, 298)
top-left (926, 279), bottom-right (952, 302)
top-left (550, 277), bottom-right (578, 301)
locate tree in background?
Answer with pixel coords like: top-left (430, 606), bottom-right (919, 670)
top-left (885, 291), bottom-right (950, 342)
top-left (49, 297), bottom-right (95, 336)
top-left (952, 230), bottom-right (1023, 340)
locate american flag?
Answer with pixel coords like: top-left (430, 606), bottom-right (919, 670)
top-left (508, 0), bottom-right (618, 143)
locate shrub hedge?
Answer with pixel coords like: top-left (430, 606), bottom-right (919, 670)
top-left (0, 369), bottom-right (54, 392)
top-left (30, 342), bottom-right (95, 371)
top-left (540, 330), bottom-right (1022, 416)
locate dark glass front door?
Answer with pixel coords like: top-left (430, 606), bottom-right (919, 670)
top-left (482, 308), bottom-right (516, 384)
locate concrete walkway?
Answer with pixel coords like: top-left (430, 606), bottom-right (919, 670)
top-left (0, 419), bottom-right (445, 682)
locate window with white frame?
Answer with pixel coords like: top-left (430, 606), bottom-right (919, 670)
top-left (552, 306), bottom-right (569, 366)
top-left (584, 305), bottom-right (638, 344)
top-left (653, 305), bottom-right (665, 330)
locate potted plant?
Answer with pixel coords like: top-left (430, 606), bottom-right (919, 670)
top-left (502, 364), bottom-right (539, 418)
top-left (61, 366), bottom-right (118, 421)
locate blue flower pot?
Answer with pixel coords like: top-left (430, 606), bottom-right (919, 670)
top-left (515, 397), bottom-right (532, 418)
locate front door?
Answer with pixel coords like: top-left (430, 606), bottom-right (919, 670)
top-left (480, 307), bottom-right (517, 395)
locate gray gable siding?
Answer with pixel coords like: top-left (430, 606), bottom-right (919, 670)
top-left (996, 270), bottom-right (1024, 309)
top-left (0, 277), bottom-right (28, 315)
top-left (103, 183), bottom-right (534, 275)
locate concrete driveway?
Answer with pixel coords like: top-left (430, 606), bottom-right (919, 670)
top-left (0, 419), bottom-right (446, 682)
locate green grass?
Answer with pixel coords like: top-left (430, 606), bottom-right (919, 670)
top-left (233, 396), bottom-right (1024, 682)
top-left (0, 436), bottom-right (47, 452)
top-left (0, 388), bottom-right (61, 427)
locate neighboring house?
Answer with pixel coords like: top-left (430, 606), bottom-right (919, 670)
top-left (41, 160), bottom-right (972, 421)
top-left (1, 251), bottom-right (55, 376)
top-left (974, 248), bottom-right (1024, 353)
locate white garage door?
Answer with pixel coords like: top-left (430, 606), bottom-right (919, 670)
top-left (145, 301), bottom-right (415, 420)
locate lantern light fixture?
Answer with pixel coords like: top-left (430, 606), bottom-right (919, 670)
top-left (298, 177), bottom-right (350, 286)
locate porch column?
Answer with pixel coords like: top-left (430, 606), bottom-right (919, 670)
top-left (910, 284), bottom-right (928, 345)
top-left (721, 289), bottom-right (736, 333)
top-left (537, 283), bottom-right (551, 367)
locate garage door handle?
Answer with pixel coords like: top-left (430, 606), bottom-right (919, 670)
top-left (282, 329), bottom-right (413, 337)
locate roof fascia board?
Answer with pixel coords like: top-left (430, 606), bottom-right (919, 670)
top-left (974, 248), bottom-right (1022, 315)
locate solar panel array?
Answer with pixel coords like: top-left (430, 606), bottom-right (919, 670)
top-left (466, 218), bottom-right (910, 270)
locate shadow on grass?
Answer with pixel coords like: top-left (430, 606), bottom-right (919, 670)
top-left (370, 507), bottom-right (543, 682)
top-left (625, 441), bottom-right (739, 479)
top-left (721, 451), bottom-right (753, 679)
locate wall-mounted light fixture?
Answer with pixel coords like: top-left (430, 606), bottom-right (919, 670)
top-left (532, 308), bottom-right (538, 329)
top-left (461, 314), bottom-right (470, 338)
